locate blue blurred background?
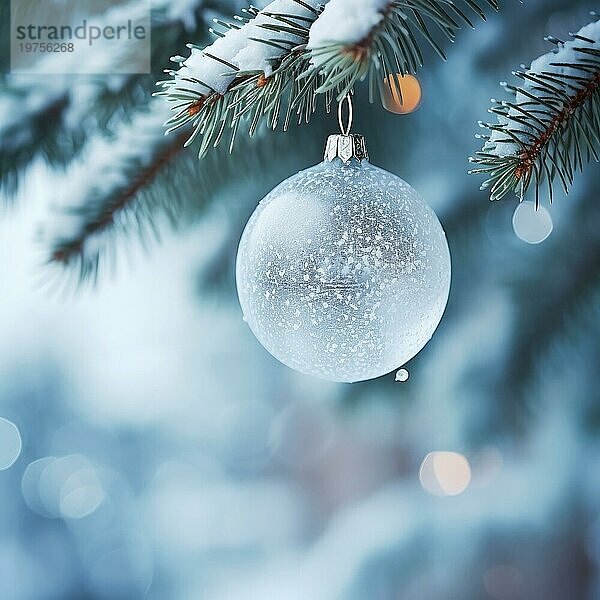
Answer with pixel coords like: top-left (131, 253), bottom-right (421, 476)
top-left (1, 0), bottom-right (600, 598)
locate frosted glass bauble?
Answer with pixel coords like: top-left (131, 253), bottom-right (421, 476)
top-left (236, 158), bottom-right (451, 383)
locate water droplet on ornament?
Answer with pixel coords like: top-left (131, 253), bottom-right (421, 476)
top-left (512, 201), bottom-right (553, 244)
top-left (395, 368), bottom-right (409, 382)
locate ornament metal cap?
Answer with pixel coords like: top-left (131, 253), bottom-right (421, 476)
top-left (324, 134), bottom-right (369, 163)
top-left (324, 95), bottom-right (369, 163)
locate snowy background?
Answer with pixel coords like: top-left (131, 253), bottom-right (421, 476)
top-left (1, 0), bottom-right (600, 599)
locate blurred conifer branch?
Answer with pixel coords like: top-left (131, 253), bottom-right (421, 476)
top-left (0, 0), bottom-right (218, 198)
top-left (470, 16), bottom-right (600, 204)
top-left (157, 0), bottom-right (498, 158)
top-left (44, 101), bottom-right (324, 284)
top-left (46, 105), bottom-right (190, 283)
top-left (39, 0), bottom-right (498, 279)
top-left (23, 1), bottom-right (238, 277)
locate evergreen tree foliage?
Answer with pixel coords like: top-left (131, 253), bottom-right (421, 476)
top-left (471, 17), bottom-right (600, 203)
top-left (2, 1), bottom-right (600, 598)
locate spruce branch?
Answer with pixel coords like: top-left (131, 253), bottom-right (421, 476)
top-left (470, 18), bottom-right (600, 204)
top-left (306, 0), bottom-right (499, 103)
top-left (156, 1), bottom-right (340, 158)
top-left (43, 100), bottom-right (324, 284)
top-left (0, 90), bottom-right (83, 197)
top-left (49, 135), bottom-right (189, 277)
top-left (158, 0), bottom-right (498, 157)
top-left (43, 102), bottom-right (191, 282)
top-left (0, 0), bottom-right (219, 199)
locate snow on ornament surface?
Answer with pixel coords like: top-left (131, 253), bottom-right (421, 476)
top-left (236, 158), bottom-right (451, 383)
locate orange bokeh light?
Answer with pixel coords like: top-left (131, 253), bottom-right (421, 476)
top-left (382, 74), bottom-right (422, 114)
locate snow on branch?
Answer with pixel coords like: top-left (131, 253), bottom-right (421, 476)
top-left (308, 0), bottom-right (388, 50)
top-left (470, 18), bottom-right (600, 203)
top-left (0, 0), bottom-right (206, 198)
top-left (171, 0), bottom-right (320, 96)
top-left (0, 86), bottom-right (76, 196)
top-left (306, 0), bottom-right (498, 101)
top-left (156, 0), bottom-right (327, 158)
top-left (43, 100), bottom-right (188, 280)
top-left (159, 0), bottom-right (498, 157)
top-left (43, 96), bottom-right (293, 282)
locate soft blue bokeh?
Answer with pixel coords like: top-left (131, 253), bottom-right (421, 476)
top-left (1, 1), bottom-right (600, 599)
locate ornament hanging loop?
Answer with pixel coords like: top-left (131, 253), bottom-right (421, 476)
top-left (338, 94), bottom-right (353, 135)
top-left (324, 93), bottom-right (368, 163)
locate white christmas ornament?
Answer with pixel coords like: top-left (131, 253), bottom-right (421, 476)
top-left (236, 99), bottom-right (451, 382)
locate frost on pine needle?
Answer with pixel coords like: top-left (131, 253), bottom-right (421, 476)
top-left (471, 18), bottom-right (600, 203)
